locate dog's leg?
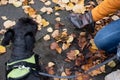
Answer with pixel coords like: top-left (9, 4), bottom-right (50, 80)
top-left (1, 29), bottom-right (14, 46)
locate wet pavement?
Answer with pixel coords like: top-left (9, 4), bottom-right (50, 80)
top-left (0, 0), bottom-right (120, 80)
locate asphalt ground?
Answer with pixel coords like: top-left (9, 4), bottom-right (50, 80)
top-left (0, 0), bottom-right (120, 80)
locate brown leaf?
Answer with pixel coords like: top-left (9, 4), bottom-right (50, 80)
top-left (56, 47), bottom-right (62, 54)
top-left (65, 68), bottom-right (72, 76)
top-left (55, 22), bottom-right (64, 29)
top-left (75, 72), bottom-right (91, 80)
top-left (46, 66), bottom-right (55, 75)
top-left (78, 36), bottom-right (87, 50)
top-left (50, 42), bottom-right (59, 50)
top-left (67, 50), bottom-right (79, 60)
top-left (75, 53), bottom-right (84, 66)
top-left (51, 30), bottom-right (59, 38)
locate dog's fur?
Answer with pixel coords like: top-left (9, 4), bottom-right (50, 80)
top-left (1, 17), bottom-right (41, 80)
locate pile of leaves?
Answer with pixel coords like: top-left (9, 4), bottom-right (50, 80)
top-left (0, 0), bottom-right (120, 80)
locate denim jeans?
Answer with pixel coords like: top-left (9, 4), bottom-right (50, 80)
top-left (94, 19), bottom-right (120, 53)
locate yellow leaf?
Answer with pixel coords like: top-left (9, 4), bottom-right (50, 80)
top-left (52, 0), bottom-right (59, 4)
top-left (62, 43), bottom-right (71, 50)
top-left (78, 0), bottom-right (84, 4)
top-left (67, 35), bottom-right (74, 43)
top-left (65, 2), bottom-right (74, 11)
top-left (41, 19), bottom-right (49, 27)
top-left (90, 39), bottom-right (98, 50)
top-left (107, 60), bottom-right (116, 68)
top-left (0, 45), bottom-right (6, 54)
top-left (54, 6), bottom-right (64, 11)
top-left (74, 50), bottom-right (80, 56)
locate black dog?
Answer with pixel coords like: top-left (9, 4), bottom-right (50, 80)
top-left (1, 17), bottom-right (42, 80)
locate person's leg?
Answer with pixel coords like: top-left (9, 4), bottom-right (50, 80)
top-left (94, 19), bottom-right (120, 53)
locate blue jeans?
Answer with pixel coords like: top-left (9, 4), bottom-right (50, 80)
top-left (94, 19), bottom-right (120, 53)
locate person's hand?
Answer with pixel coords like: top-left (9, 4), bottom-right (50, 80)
top-left (68, 11), bottom-right (95, 32)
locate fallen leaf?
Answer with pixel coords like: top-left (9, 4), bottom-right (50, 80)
top-left (56, 47), bottom-right (62, 54)
top-left (80, 32), bottom-right (86, 36)
top-left (13, 1), bottom-right (22, 7)
top-left (41, 19), bottom-right (49, 27)
top-left (62, 43), bottom-right (71, 50)
top-left (75, 72), bottom-right (91, 80)
top-left (67, 50), bottom-right (79, 60)
top-left (51, 30), bottom-right (59, 38)
top-left (75, 53), bottom-right (84, 66)
top-left (55, 12), bottom-right (60, 16)
top-left (0, 29), bottom-right (6, 34)
top-left (90, 39), bottom-right (98, 50)
top-left (54, 6), bottom-right (64, 11)
top-left (3, 20), bottom-right (16, 29)
top-left (72, 4), bottom-right (86, 14)
top-left (55, 17), bottom-right (61, 22)
top-left (46, 66), bottom-right (55, 75)
top-left (55, 31), bottom-right (68, 43)
top-left (35, 14), bottom-right (42, 24)
top-left (37, 25), bottom-right (42, 30)
top-left (61, 0), bottom-right (69, 3)
top-left (70, 0), bottom-right (78, 3)
top-left (52, 0), bottom-right (59, 4)
top-left (55, 22), bottom-right (65, 29)
top-left (46, 7), bottom-right (53, 14)
top-left (66, 35), bottom-right (74, 43)
top-left (111, 15), bottom-right (119, 20)
top-left (8, 0), bottom-right (17, 4)
top-left (47, 27), bottom-right (53, 33)
top-left (65, 68), bottom-right (72, 76)
top-left (1, 16), bottom-right (7, 20)
top-left (0, 0), bottom-right (8, 5)
top-left (54, 78), bottom-right (59, 80)
top-left (107, 60), bottom-right (116, 68)
top-left (29, 0), bottom-right (34, 4)
top-left (40, 0), bottom-right (47, 2)
top-left (48, 62), bottom-right (55, 67)
top-left (40, 6), bottom-right (47, 13)
top-left (0, 45), bottom-right (6, 54)
top-left (60, 72), bottom-right (68, 80)
top-left (45, 1), bottom-right (51, 6)
top-left (24, 7), bottom-right (37, 18)
top-left (78, 36), bottom-right (87, 50)
top-left (43, 34), bottom-right (50, 41)
top-left (90, 65), bottom-right (105, 76)
top-left (50, 42), bottom-right (59, 50)
top-left (65, 2), bottom-right (74, 11)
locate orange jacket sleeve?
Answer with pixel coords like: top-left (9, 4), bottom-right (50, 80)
top-left (91, 0), bottom-right (120, 21)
